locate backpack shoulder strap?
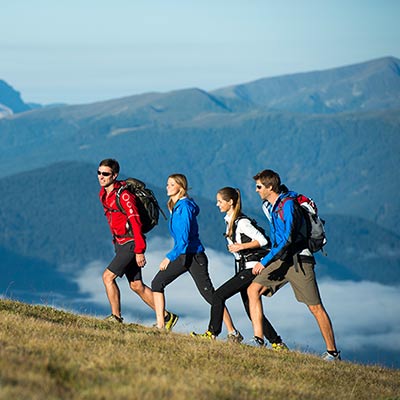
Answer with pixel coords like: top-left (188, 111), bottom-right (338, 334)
top-left (115, 183), bottom-right (130, 215)
top-left (102, 202), bottom-right (120, 214)
top-left (101, 185), bottom-right (124, 214)
top-left (231, 214), bottom-right (249, 243)
top-left (275, 196), bottom-right (294, 221)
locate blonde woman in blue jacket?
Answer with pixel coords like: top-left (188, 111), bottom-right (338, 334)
top-left (151, 174), bottom-right (242, 341)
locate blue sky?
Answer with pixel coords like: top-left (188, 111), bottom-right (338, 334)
top-left (1, 0), bottom-right (400, 104)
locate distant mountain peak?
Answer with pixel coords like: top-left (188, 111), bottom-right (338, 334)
top-left (0, 80), bottom-right (30, 116)
top-left (212, 56), bottom-right (400, 114)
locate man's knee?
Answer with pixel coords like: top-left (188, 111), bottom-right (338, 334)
top-left (103, 269), bottom-right (116, 285)
top-left (308, 303), bottom-right (325, 316)
top-left (129, 280), bottom-right (144, 293)
top-left (248, 282), bottom-right (263, 299)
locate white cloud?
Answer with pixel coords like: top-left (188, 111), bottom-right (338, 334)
top-left (72, 237), bottom-right (400, 356)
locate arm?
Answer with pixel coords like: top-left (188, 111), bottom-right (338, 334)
top-left (258, 199), bottom-right (297, 267)
top-left (119, 191), bottom-right (147, 254)
top-left (228, 241), bottom-right (261, 253)
top-left (228, 218), bottom-right (268, 253)
top-left (159, 257), bottom-right (170, 271)
top-left (166, 203), bottom-right (192, 262)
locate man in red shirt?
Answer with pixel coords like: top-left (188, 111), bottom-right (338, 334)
top-left (98, 158), bottom-right (178, 328)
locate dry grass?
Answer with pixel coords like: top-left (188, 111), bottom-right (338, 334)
top-left (0, 299), bottom-right (399, 400)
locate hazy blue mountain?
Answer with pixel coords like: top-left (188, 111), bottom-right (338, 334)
top-left (1, 105), bottom-right (398, 235)
top-left (0, 80), bottom-right (31, 116)
top-left (213, 56), bottom-right (400, 114)
top-left (0, 56), bottom-right (399, 254)
top-left (0, 244), bottom-right (80, 305)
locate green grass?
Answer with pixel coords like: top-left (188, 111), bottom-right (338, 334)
top-left (0, 299), bottom-right (399, 400)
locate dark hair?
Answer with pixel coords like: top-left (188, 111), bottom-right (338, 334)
top-left (280, 184), bottom-right (289, 193)
top-left (253, 169), bottom-right (281, 192)
top-left (217, 186), bottom-right (242, 240)
top-left (99, 159), bottom-right (120, 175)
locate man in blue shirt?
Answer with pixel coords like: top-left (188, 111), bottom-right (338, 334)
top-left (247, 169), bottom-right (341, 361)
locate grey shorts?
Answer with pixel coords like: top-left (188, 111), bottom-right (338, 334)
top-left (253, 258), bottom-right (322, 306)
top-left (107, 241), bottom-right (142, 282)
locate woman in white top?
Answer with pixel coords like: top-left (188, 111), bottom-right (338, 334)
top-left (192, 187), bottom-right (287, 348)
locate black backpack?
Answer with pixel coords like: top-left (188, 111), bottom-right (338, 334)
top-left (231, 214), bottom-right (270, 272)
top-left (116, 178), bottom-right (167, 233)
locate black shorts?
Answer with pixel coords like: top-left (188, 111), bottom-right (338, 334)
top-left (107, 241), bottom-right (142, 282)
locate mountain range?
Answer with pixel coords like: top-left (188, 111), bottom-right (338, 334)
top-left (213, 56), bottom-right (400, 113)
top-left (1, 57), bottom-right (400, 235)
top-left (1, 55), bottom-right (399, 263)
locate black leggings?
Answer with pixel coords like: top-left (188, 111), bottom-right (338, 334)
top-left (209, 268), bottom-right (282, 344)
top-left (151, 252), bottom-right (214, 304)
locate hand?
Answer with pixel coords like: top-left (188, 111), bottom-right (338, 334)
top-left (159, 258), bottom-right (170, 271)
top-left (228, 243), bottom-right (242, 253)
top-left (252, 262), bottom-right (265, 275)
top-left (136, 253), bottom-right (146, 267)
top-left (268, 268), bottom-right (286, 281)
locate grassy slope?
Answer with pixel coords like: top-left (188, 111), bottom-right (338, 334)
top-left (0, 299), bottom-right (399, 400)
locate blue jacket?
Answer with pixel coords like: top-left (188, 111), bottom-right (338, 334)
top-left (166, 197), bottom-right (205, 261)
top-left (260, 190), bottom-right (306, 267)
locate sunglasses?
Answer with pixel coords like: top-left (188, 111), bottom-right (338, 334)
top-left (256, 184), bottom-right (263, 189)
top-left (97, 170), bottom-right (113, 177)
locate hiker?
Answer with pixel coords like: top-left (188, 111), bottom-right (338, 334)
top-left (192, 187), bottom-right (288, 349)
top-left (151, 174), bottom-right (241, 340)
top-left (247, 169), bottom-right (341, 360)
top-left (98, 158), bottom-right (178, 328)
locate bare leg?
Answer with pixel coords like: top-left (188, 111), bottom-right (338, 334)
top-left (129, 280), bottom-right (155, 309)
top-left (222, 307), bottom-right (236, 333)
top-left (129, 280), bottom-right (170, 318)
top-left (153, 291), bottom-right (166, 328)
top-left (248, 281), bottom-right (267, 339)
top-left (308, 304), bottom-right (337, 351)
top-left (102, 268), bottom-right (121, 317)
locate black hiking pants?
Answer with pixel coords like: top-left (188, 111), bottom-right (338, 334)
top-left (151, 252), bottom-right (214, 304)
top-left (209, 268), bottom-right (282, 344)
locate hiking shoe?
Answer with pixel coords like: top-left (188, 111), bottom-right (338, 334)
top-left (245, 337), bottom-right (265, 348)
top-left (190, 330), bottom-right (216, 340)
top-left (164, 311), bottom-right (179, 331)
top-left (271, 342), bottom-right (289, 351)
top-left (321, 351), bottom-right (341, 361)
top-left (104, 314), bottom-right (123, 323)
top-left (227, 330), bottom-right (244, 344)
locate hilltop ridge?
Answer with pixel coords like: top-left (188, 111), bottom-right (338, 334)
top-left (1, 299), bottom-right (399, 400)
top-left (212, 56), bottom-right (400, 113)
